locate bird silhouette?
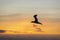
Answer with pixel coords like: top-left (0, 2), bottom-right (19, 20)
top-left (31, 14), bottom-right (42, 25)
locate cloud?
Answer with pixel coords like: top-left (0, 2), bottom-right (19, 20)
top-left (8, 30), bottom-right (20, 33)
top-left (0, 14), bottom-right (22, 22)
top-left (0, 30), bottom-right (6, 33)
top-left (33, 24), bottom-right (44, 32)
top-left (33, 24), bottom-right (37, 27)
top-left (35, 28), bottom-right (43, 32)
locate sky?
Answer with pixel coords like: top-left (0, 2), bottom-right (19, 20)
top-left (0, 0), bottom-right (60, 34)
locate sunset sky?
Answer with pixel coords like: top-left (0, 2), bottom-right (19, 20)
top-left (0, 0), bottom-right (60, 34)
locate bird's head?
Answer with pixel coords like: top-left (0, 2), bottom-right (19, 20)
top-left (34, 14), bottom-right (37, 17)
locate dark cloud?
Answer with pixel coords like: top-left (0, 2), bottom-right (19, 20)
top-left (0, 30), bottom-right (6, 33)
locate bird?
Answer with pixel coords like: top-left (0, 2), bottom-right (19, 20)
top-left (31, 14), bottom-right (42, 25)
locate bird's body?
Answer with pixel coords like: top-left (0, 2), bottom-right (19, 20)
top-left (31, 15), bottom-right (42, 25)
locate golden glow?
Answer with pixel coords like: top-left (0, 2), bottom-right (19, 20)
top-left (0, 0), bottom-right (60, 35)
top-left (0, 18), bottom-right (60, 34)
